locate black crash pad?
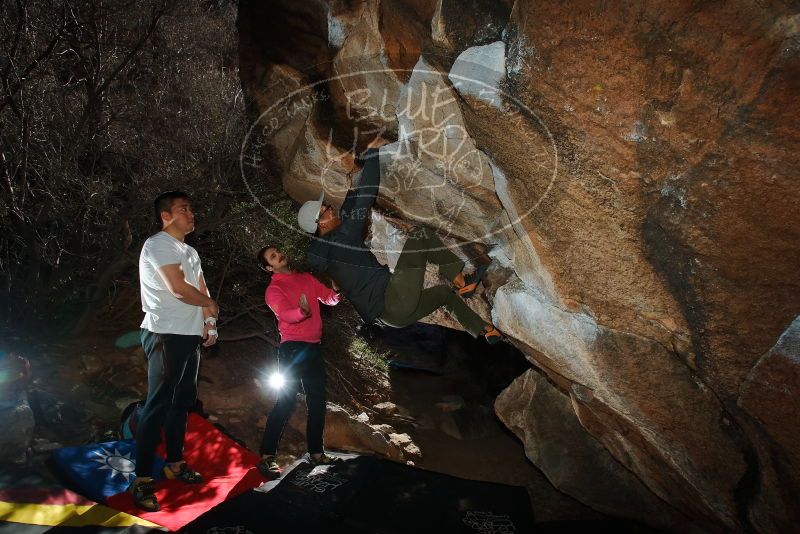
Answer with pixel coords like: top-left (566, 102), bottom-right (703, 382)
top-left (181, 455), bottom-right (534, 533)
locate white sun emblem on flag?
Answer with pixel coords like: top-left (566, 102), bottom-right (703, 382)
top-left (92, 447), bottom-right (136, 482)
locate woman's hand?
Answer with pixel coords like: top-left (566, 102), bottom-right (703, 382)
top-left (299, 294), bottom-right (311, 317)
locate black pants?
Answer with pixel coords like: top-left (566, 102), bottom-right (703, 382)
top-left (260, 341), bottom-right (326, 456)
top-left (135, 329), bottom-right (200, 478)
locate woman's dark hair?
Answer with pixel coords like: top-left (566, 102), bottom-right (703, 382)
top-left (257, 244), bottom-right (307, 283)
top-left (256, 245), bottom-right (275, 286)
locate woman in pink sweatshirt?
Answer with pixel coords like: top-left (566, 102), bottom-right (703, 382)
top-left (256, 245), bottom-right (341, 479)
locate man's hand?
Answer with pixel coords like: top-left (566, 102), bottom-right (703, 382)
top-left (299, 294), bottom-right (311, 318)
top-left (202, 321), bottom-right (218, 347)
top-left (385, 215), bottom-right (415, 233)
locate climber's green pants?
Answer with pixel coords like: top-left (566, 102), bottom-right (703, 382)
top-left (378, 228), bottom-right (487, 338)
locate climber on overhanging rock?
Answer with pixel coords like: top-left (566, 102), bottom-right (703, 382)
top-left (298, 134), bottom-right (502, 344)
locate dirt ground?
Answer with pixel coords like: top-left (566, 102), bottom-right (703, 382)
top-left (4, 321), bottom-right (609, 525)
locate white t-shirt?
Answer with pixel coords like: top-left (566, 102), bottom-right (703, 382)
top-left (139, 231), bottom-right (205, 335)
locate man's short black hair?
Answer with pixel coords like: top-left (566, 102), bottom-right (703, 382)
top-left (153, 191), bottom-right (190, 226)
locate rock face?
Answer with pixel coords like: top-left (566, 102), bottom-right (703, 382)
top-left (0, 397), bottom-right (34, 464)
top-left (288, 399), bottom-right (421, 462)
top-left (737, 316), bottom-right (800, 531)
top-left (0, 354), bottom-right (34, 463)
top-left (495, 369), bottom-right (690, 531)
top-left (238, 0), bottom-right (800, 530)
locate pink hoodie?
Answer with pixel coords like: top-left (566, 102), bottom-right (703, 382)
top-left (265, 272), bottom-right (340, 343)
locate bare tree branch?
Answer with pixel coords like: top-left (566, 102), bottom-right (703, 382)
top-left (218, 332), bottom-right (278, 346)
top-left (0, 4), bottom-right (66, 113)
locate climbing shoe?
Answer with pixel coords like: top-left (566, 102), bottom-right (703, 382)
top-left (484, 326), bottom-right (502, 345)
top-left (163, 462), bottom-right (203, 484)
top-left (129, 477), bottom-right (159, 512)
top-left (257, 455), bottom-right (282, 480)
top-left (308, 452), bottom-right (344, 466)
top-left (457, 263), bottom-right (490, 299)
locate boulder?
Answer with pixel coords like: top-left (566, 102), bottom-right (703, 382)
top-left (0, 397), bottom-right (34, 464)
top-left (288, 400), bottom-right (420, 462)
top-left (448, 41), bottom-right (506, 109)
top-left (430, 0), bottom-right (510, 54)
top-left (495, 369), bottom-right (691, 531)
top-left (737, 316), bottom-right (800, 532)
top-left (373, 401), bottom-right (399, 416)
top-left (239, 0), bottom-right (800, 528)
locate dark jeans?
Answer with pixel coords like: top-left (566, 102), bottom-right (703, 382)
top-left (135, 329), bottom-right (200, 478)
top-left (260, 341), bottom-right (326, 456)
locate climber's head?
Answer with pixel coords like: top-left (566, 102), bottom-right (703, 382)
top-left (316, 202), bottom-right (341, 236)
top-left (297, 190), bottom-right (342, 236)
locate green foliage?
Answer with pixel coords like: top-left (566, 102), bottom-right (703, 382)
top-left (347, 333), bottom-right (390, 374)
top-left (220, 186), bottom-right (310, 269)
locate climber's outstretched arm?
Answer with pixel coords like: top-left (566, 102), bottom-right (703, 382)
top-left (338, 146), bottom-right (381, 241)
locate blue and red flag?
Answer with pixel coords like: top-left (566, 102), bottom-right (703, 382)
top-left (51, 439), bottom-right (166, 503)
top-left (49, 413), bottom-right (264, 531)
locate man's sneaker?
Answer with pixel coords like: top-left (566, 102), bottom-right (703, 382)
top-left (257, 455), bottom-right (282, 480)
top-left (308, 453), bottom-right (343, 466)
top-left (129, 477), bottom-right (159, 512)
top-left (163, 462), bottom-right (203, 484)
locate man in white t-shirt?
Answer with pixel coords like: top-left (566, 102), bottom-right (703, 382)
top-left (129, 191), bottom-right (220, 512)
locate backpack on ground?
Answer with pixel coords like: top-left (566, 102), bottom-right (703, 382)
top-left (119, 400), bottom-right (144, 440)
